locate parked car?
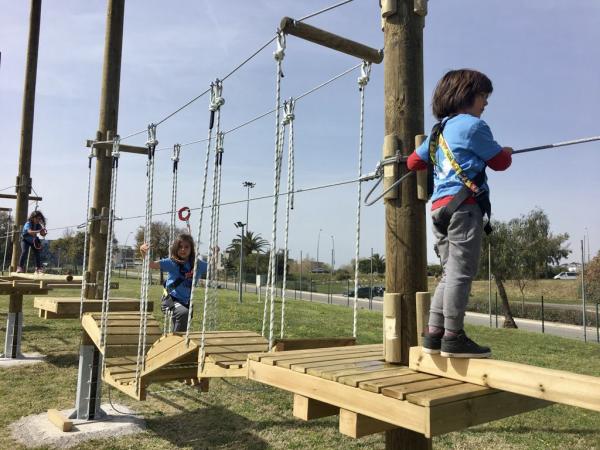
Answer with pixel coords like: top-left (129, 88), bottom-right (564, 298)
top-left (553, 272), bottom-right (578, 280)
top-left (344, 286), bottom-right (378, 298)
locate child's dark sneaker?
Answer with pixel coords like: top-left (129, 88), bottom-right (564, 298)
top-left (441, 330), bottom-right (491, 358)
top-left (422, 332), bottom-right (442, 354)
top-left (422, 326), bottom-right (444, 354)
top-left (16, 266), bottom-right (24, 273)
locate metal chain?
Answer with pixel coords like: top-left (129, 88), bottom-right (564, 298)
top-left (79, 149), bottom-right (95, 319)
top-left (280, 98), bottom-right (295, 338)
top-left (353, 62), bottom-right (370, 337)
top-left (99, 137), bottom-right (121, 349)
top-left (267, 31), bottom-right (286, 349)
top-left (135, 124), bottom-right (158, 389)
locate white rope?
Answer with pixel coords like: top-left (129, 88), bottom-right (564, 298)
top-left (210, 132), bottom-right (225, 330)
top-left (2, 212), bottom-right (11, 273)
top-left (198, 81), bottom-right (225, 369)
top-left (280, 98), bottom-right (295, 338)
top-left (267, 31), bottom-right (286, 349)
top-left (79, 149), bottom-right (95, 319)
top-left (99, 137), bottom-right (121, 349)
top-left (164, 143), bottom-right (181, 335)
top-left (353, 61), bottom-right (371, 338)
top-left (135, 124), bottom-right (158, 389)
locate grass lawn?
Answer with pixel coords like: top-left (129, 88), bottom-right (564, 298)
top-left (1, 277), bottom-right (599, 449)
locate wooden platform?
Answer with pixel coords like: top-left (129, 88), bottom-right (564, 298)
top-left (247, 344), bottom-right (549, 438)
top-left (81, 311), bottom-right (268, 400)
top-left (34, 297), bottom-right (153, 319)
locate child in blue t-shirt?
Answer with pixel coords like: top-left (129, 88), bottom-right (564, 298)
top-left (17, 210), bottom-right (47, 273)
top-left (407, 69), bottom-right (513, 358)
top-left (140, 233), bottom-right (207, 332)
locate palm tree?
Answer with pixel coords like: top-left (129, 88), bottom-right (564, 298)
top-left (226, 230), bottom-right (268, 258)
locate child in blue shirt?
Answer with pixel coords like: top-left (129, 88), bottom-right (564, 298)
top-left (17, 210), bottom-right (47, 273)
top-left (140, 233), bottom-right (207, 332)
top-left (407, 69), bottom-right (513, 358)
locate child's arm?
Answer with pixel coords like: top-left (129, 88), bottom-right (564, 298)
top-left (407, 151), bottom-right (428, 171)
top-left (139, 243), bottom-right (161, 270)
top-left (486, 147), bottom-right (513, 171)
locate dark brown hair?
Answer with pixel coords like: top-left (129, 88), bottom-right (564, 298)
top-left (28, 210), bottom-right (46, 227)
top-left (170, 233), bottom-right (195, 270)
top-left (431, 69), bottom-right (493, 120)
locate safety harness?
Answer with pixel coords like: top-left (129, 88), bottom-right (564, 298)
top-left (427, 119), bottom-right (493, 235)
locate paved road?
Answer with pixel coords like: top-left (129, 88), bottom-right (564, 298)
top-left (230, 283), bottom-right (600, 344)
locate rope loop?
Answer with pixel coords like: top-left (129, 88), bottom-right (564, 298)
top-left (358, 61), bottom-right (372, 88)
top-left (282, 98), bottom-right (295, 125)
top-left (209, 79), bottom-right (225, 112)
top-left (274, 30), bottom-right (286, 61)
top-left (172, 143), bottom-right (181, 162)
top-left (111, 135), bottom-right (121, 168)
top-left (146, 123), bottom-right (158, 149)
top-left (215, 131), bottom-right (225, 164)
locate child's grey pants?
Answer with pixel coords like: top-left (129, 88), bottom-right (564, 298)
top-left (172, 302), bottom-right (190, 332)
top-left (429, 203), bottom-right (483, 331)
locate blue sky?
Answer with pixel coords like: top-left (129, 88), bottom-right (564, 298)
top-left (1, 0), bottom-right (599, 266)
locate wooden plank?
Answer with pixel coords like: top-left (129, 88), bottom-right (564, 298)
top-left (359, 373), bottom-right (437, 394)
top-left (274, 337), bottom-right (356, 352)
top-left (10, 272), bottom-right (76, 282)
top-left (337, 367), bottom-right (415, 387)
top-left (248, 343), bottom-right (382, 362)
top-left (409, 346), bottom-right (600, 413)
top-left (282, 350), bottom-right (383, 370)
top-left (199, 362), bottom-right (247, 378)
top-left (204, 344), bottom-right (269, 355)
top-left (143, 338), bottom-right (199, 376)
top-left (407, 383), bottom-right (495, 407)
top-left (291, 355), bottom-right (384, 373)
top-left (383, 379), bottom-right (464, 400)
top-left (47, 409), bottom-right (73, 432)
top-left (309, 360), bottom-right (387, 379)
top-left (247, 360), bottom-right (427, 435)
top-left (257, 345), bottom-right (382, 366)
top-left (427, 390), bottom-right (550, 437)
top-left (339, 408), bottom-right (397, 438)
top-left (104, 344), bottom-right (152, 358)
top-left (293, 394), bottom-right (338, 420)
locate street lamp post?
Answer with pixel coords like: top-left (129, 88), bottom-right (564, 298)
top-left (329, 235), bottom-right (335, 304)
top-left (242, 181), bottom-right (255, 231)
top-left (234, 221), bottom-right (246, 304)
top-left (316, 228), bottom-right (322, 270)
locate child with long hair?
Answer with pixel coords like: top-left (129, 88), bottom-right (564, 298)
top-left (17, 210), bottom-right (47, 273)
top-left (407, 69), bottom-right (513, 358)
top-left (140, 234), bottom-right (207, 332)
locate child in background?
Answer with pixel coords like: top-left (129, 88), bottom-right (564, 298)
top-left (17, 210), bottom-right (47, 273)
top-left (407, 69), bottom-right (513, 358)
top-left (141, 234), bottom-right (202, 332)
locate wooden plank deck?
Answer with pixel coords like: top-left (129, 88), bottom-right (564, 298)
top-left (247, 344), bottom-right (549, 438)
top-left (34, 297), bottom-right (152, 319)
top-left (81, 312), bottom-right (268, 400)
top-left (409, 346), bottom-right (600, 413)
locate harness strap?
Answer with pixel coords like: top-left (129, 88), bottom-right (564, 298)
top-left (428, 120), bottom-right (493, 235)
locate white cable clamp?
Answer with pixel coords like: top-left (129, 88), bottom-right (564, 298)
top-left (172, 143), bottom-right (181, 162)
top-left (216, 131), bottom-right (225, 154)
top-left (274, 30), bottom-right (286, 61)
top-left (282, 98), bottom-right (295, 125)
top-left (209, 79), bottom-right (225, 112)
top-left (111, 135), bottom-right (121, 159)
top-left (146, 123), bottom-right (158, 148)
top-left (358, 61), bottom-right (372, 87)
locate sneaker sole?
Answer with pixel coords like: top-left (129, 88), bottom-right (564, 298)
top-left (441, 351), bottom-right (491, 358)
top-left (421, 347), bottom-right (441, 355)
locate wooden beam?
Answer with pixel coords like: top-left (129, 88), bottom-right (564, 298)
top-left (274, 337), bottom-right (356, 351)
top-left (86, 140), bottom-right (148, 155)
top-left (293, 394), bottom-right (339, 420)
top-left (280, 17), bottom-right (383, 64)
top-left (0, 193), bottom-right (42, 201)
top-left (339, 408), bottom-right (397, 438)
top-left (47, 409), bottom-right (73, 432)
top-left (409, 347), bottom-right (600, 412)
top-left (415, 292), bottom-right (430, 346)
top-left (10, 272), bottom-right (75, 282)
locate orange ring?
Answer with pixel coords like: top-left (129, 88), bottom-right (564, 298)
top-left (178, 206), bottom-right (191, 222)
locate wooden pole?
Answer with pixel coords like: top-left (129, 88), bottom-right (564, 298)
top-left (382, 1), bottom-right (429, 448)
top-left (86, 0), bottom-right (125, 299)
top-left (280, 17), bottom-right (383, 64)
top-left (5, 0), bottom-right (42, 359)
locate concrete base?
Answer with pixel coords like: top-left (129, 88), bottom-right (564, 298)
top-left (9, 403), bottom-right (145, 448)
top-left (0, 352), bottom-right (45, 368)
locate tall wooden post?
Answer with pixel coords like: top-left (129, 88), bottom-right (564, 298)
top-left (72, 0), bottom-right (124, 420)
top-left (381, 0), bottom-right (430, 448)
top-left (86, 0), bottom-right (125, 299)
top-left (4, 0), bottom-right (42, 359)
